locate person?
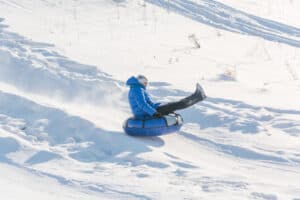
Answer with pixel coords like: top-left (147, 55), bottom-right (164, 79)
top-left (126, 75), bottom-right (161, 119)
top-left (126, 75), bottom-right (206, 119)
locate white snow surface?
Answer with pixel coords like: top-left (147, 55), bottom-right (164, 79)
top-left (0, 0), bottom-right (300, 199)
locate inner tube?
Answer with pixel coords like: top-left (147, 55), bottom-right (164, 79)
top-left (123, 113), bottom-right (183, 136)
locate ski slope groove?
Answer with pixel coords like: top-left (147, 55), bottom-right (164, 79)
top-left (146, 0), bottom-right (300, 47)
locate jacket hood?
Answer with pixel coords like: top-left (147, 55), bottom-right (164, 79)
top-left (126, 76), bottom-right (145, 88)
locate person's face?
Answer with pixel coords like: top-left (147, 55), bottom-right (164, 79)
top-left (141, 80), bottom-right (148, 88)
top-left (138, 77), bottom-right (148, 88)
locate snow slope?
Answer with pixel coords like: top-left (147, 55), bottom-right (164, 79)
top-left (0, 0), bottom-right (300, 199)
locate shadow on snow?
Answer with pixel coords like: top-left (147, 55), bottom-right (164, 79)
top-left (0, 91), bottom-right (165, 167)
top-left (0, 91), bottom-right (161, 200)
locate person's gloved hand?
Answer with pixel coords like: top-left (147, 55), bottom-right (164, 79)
top-left (153, 112), bottom-right (163, 118)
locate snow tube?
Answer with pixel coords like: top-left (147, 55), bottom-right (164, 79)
top-left (123, 113), bottom-right (183, 136)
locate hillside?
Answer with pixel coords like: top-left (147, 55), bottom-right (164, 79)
top-left (0, 0), bottom-right (300, 199)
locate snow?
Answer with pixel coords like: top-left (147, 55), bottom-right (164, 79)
top-left (0, 162), bottom-right (107, 200)
top-left (0, 0), bottom-right (300, 199)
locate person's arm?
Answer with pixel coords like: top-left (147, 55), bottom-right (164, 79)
top-left (144, 93), bottom-right (161, 108)
top-left (134, 88), bottom-right (157, 116)
top-left (153, 102), bottom-right (161, 108)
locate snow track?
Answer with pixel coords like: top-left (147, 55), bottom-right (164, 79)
top-left (146, 0), bottom-right (300, 47)
top-left (0, 20), bottom-right (122, 105)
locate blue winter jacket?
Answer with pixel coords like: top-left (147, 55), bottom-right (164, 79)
top-left (126, 76), bottom-right (160, 119)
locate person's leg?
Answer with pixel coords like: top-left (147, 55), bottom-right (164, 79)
top-left (157, 83), bottom-right (206, 115)
top-left (157, 93), bottom-right (200, 114)
top-left (156, 101), bottom-right (183, 115)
